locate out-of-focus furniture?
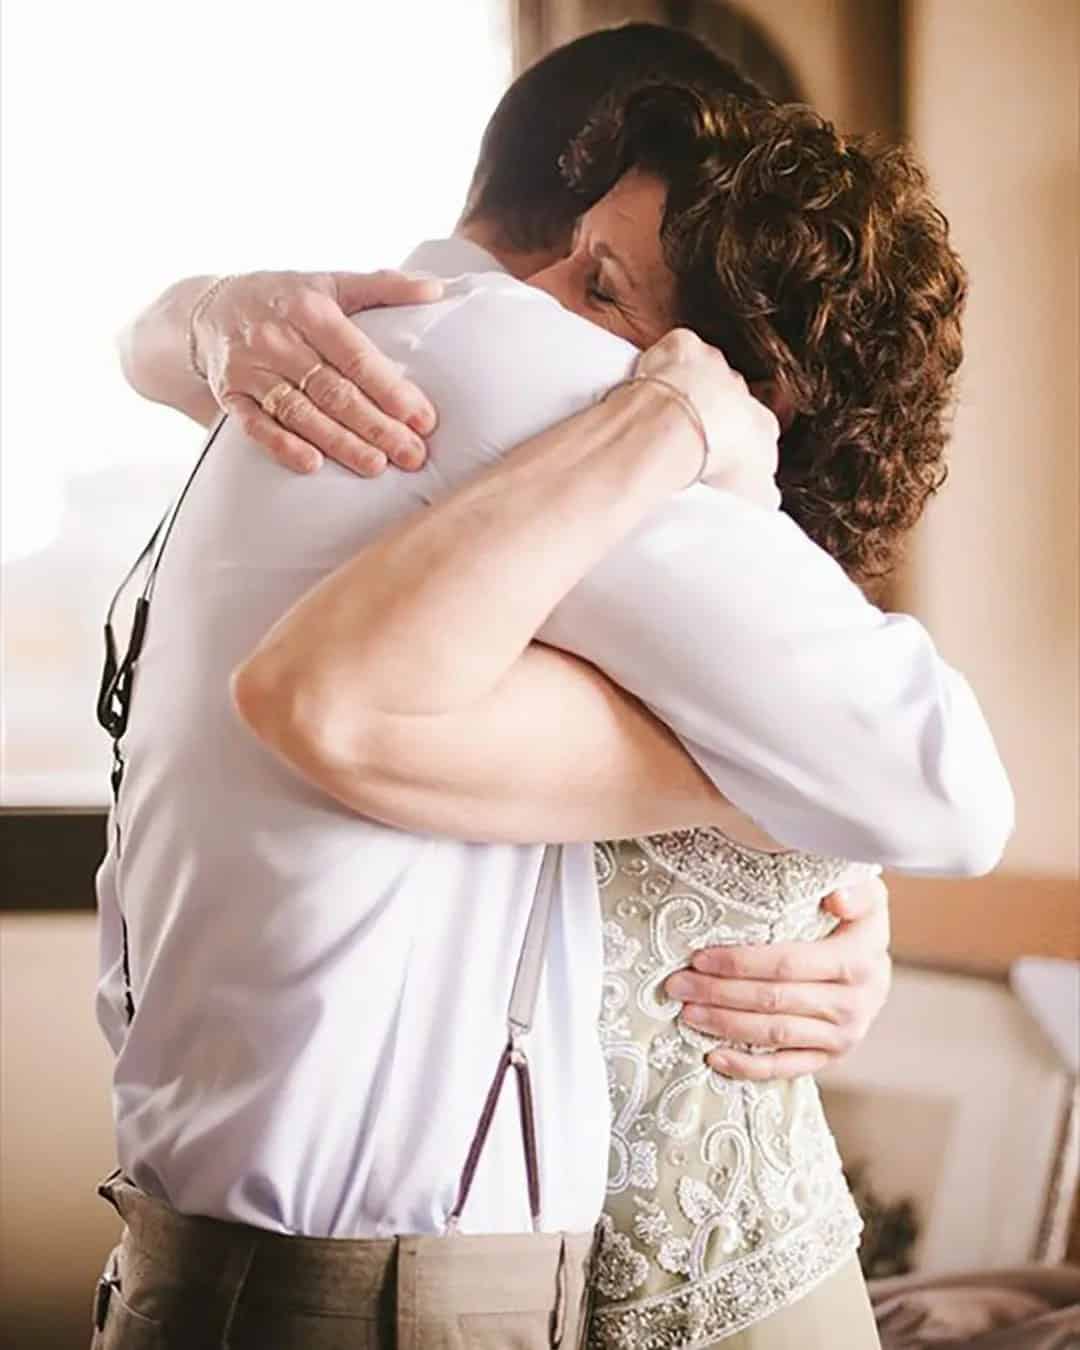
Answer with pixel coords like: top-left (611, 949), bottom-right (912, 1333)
top-left (1011, 958), bottom-right (1080, 1264)
top-left (819, 964), bottom-right (1076, 1274)
top-left (871, 1263), bottom-right (1080, 1348)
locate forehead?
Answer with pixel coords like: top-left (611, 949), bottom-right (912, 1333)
top-left (583, 169), bottom-right (669, 288)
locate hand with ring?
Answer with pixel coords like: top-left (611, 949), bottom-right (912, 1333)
top-left (191, 269), bottom-right (445, 476)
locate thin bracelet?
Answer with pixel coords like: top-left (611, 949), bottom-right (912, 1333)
top-left (602, 375), bottom-right (710, 487)
top-left (187, 275), bottom-right (235, 378)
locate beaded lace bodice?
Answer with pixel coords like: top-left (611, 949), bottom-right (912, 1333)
top-left (588, 830), bottom-right (874, 1350)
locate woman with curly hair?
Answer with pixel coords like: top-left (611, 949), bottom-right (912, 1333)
top-left (555, 83), bottom-right (965, 585)
top-left (221, 86), bottom-right (966, 1349)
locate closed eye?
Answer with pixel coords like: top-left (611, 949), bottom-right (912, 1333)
top-left (586, 270), bottom-right (617, 307)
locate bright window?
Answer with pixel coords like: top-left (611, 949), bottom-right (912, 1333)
top-left (1, 0), bottom-right (513, 804)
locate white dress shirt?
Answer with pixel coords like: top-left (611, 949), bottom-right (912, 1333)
top-left (96, 236), bottom-right (1012, 1240)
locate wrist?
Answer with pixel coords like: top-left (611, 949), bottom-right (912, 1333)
top-left (186, 274), bottom-right (233, 378)
top-left (600, 379), bottom-right (706, 495)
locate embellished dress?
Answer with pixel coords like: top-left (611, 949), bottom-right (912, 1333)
top-left (587, 830), bottom-right (876, 1349)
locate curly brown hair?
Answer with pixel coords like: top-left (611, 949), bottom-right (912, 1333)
top-left (563, 87), bottom-right (968, 581)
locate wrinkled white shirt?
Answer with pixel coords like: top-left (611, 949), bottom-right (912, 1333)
top-left (97, 236), bottom-right (1012, 1239)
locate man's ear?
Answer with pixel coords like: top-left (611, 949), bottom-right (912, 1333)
top-left (749, 379), bottom-right (797, 435)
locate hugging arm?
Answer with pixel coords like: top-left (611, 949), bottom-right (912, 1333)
top-left (233, 337), bottom-right (777, 844)
top-left (127, 269), bottom-right (1011, 869)
top-left (136, 275), bottom-right (910, 1075)
top-left (123, 270), bottom-right (763, 842)
top-left (240, 638), bottom-right (746, 844)
top-left (237, 288), bottom-right (1013, 875)
top-left (229, 308), bottom-right (908, 1082)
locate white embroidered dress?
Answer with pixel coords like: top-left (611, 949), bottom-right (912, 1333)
top-left (588, 830), bottom-right (875, 1349)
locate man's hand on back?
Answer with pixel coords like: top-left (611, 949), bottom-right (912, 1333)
top-left (665, 875), bottom-right (892, 1079)
top-left (192, 270), bottom-right (444, 476)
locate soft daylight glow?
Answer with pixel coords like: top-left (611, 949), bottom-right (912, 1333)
top-left (0, 0), bottom-right (512, 802)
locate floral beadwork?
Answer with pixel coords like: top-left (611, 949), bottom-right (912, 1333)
top-left (590, 833), bottom-right (877, 1347)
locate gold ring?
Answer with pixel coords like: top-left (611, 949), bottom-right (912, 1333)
top-left (298, 361), bottom-right (324, 396)
top-left (260, 381), bottom-right (294, 421)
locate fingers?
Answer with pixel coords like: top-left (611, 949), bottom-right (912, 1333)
top-left (326, 273), bottom-right (442, 435)
top-left (223, 395), bottom-right (324, 475)
top-left (331, 268), bottom-right (444, 316)
top-left (821, 874), bottom-right (889, 923)
top-left (707, 1048), bottom-right (834, 1081)
top-left (233, 317), bottom-right (429, 474)
top-left (671, 878), bottom-right (893, 1073)
top-left (755, 392), bottom-right (781, 443)
top-left (691, 899), bottom-right (889, 984)
top-left (279, 290), bottom-right (436, 450)
top-left (666, 972), bottom-right (848, 1023)
top-left (200, 270), bottom-right (442, 475)
top-left (295, 361), bottom-right (428, 471)
top-left (689, 939), bottom-right (875, 985)
top-left (241, 376), bottom-right (392, 479)
top-left (637, 326), bottom-right (717, 372)
top-left (681, 1004), bottom-right (852, 1053)
top-left (749, 378), bottom-right (797, 435)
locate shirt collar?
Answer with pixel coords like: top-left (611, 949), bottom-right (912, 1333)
top-left (402, 236), bottom-right (506, 280)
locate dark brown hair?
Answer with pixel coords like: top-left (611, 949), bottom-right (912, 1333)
top-left (461, 24), bottom-right (767, 254)
top-left (565, 87), bottom-right (968, 581)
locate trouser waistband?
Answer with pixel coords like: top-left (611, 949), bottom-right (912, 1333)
top-left (96, 1172), bottom-right (596, 1348)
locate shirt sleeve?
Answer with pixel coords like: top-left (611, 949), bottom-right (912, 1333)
top-left (378, 276), bottom-right (1015, 875)
top-left (539, 490), bottom-right (1014, 874)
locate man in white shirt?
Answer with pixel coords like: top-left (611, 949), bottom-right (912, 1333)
top-left (96, 23), bottom-right (1012, 1350)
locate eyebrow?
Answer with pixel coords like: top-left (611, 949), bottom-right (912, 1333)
top-left (574, 215), bottom-right (635, 286)
top-left (591, 239), bottom-right (639, 293)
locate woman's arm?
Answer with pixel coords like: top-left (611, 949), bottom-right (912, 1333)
top-left (233, 331), bottom-right (782, 844)
top-left (117, 269), bottom-right (443, 473)
top-left (118, 274), bottom-right (221, 425)
top-left (308, 638), bottom-right (776, 844)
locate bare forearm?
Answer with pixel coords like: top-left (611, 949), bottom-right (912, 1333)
top-left (235, 380), bottom-right (700, 739)
top-left (230, 339), bottom-right (782, 843)
top-left (117, 275), bottom-right (219, 425)
top-left (278, 642), bottom-right (761, 844)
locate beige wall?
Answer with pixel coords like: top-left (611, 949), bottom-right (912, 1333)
top-left (906, 0), bottom-right (1079, 878)
top-left (726, 0), bottom-right (901, 135)
top-left (1, 915), bottom-right (119, 1345)
top-left (539, 0), bottom-right (901, 134)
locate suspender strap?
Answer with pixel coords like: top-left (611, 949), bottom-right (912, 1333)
top-left (96, 415), bottom-right (228, 744)
top-left (95, 415), bottom-right (229, 1025)
top-left (447, 844), bottom-right (562, 1234)
top-left (508, 844), bottom-right (561, 1035)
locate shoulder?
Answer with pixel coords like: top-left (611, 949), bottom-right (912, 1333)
top-left (363, 272), bottom-right (636, 427)
top-left (617, 487), bottom-right (854, 581)
top-left (354, 273), bottom-right (638, 480)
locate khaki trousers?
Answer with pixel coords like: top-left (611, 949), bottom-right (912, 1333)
top-left (92, 1175), bottom-right (595, 1349)
top-left (717, 1257), bottom-right (881, 1349)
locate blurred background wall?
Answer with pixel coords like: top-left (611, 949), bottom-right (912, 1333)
top-left (2, 1), bottom-right (1077, 1345)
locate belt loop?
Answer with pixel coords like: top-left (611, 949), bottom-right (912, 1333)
top-left (97, 1168), bottom-right (125, 1216)
top-left (396, 1238), bottom-right (418, 1350)
top-left (218, 1237), bottom-right (257, 1348)
top-left (575, 1225), bottom-right (600, 1350)
top-left (551, 1236), bottom-right (568, 1347)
